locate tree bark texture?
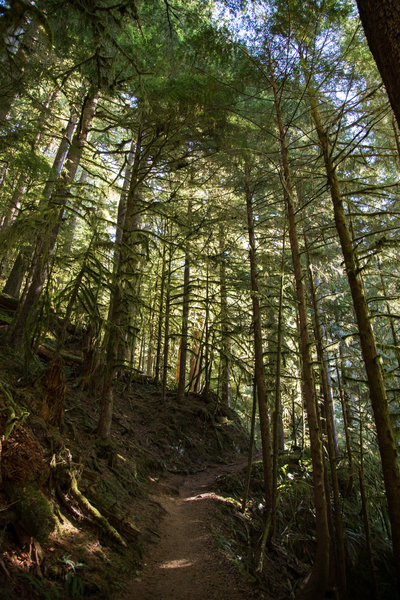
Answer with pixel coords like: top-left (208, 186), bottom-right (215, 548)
top-left (356, 0), bottom-right (400, 129)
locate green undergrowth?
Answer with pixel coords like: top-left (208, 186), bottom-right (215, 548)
top-left (214, 455), bottom-right (397, 599)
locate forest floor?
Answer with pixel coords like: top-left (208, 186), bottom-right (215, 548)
top-left (124, 458), bottom-right (262, 600)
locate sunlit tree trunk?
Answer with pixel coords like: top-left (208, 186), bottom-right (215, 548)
top-left (41, 108), bottom-right (79, 203)
top-left (0, 162), bottom-right (8, 189)
top-left (219, 224), bottom-right (230, 405)
top-left (155, 231), bottom-right (167, 385)
top-left (269, 51), bottom-right (330, 598)
top-left (376, 256), bottom-right (400, 370)
top-left (244, 163), bottom-right (273, 521)
top-left (177, 203), bottom-right (191, 402)
top-left (271, 228), bottom-right (286, 539)
top-left (242, 375), bottom-right (257, 511)
top-left (162, 242), bottom-right (173, 403)
top-left (204, 259), bottom-right (211, 399)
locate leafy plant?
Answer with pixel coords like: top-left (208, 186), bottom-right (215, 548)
top-left (61, 554), bottom-right (86, 599)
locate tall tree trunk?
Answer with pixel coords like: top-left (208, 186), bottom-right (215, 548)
top-left (242, 375), bottom-right (257, 511)
top-left (0, 162), bottom-right (8, 189)
top-left (203, 259), bottom-right (211, 399)
top-left (377, 256), bottom-right (400, 370)
top-left (0, 174), bottom-right (27, 231)
top-left (335, 358), bottom-right (354, 496)
top-left (304, 67), bottom-right (400, 586)
top-left (355, 0), bottom-right (400, 129)
top-left (97, 127), bottom-right (145, 438)
top-left (271, 228), bottom-right (286, 540)
top-left (189, 325), bottom-right (202, 392)
top-left (303, 225), bottom-right (346, 597)
top-left (146, 281), bottom-right (158, 378)
top-left (244, 164), bottom-right (273, 522)
top-left (358, 410), bottom-right (380, 599)
top-left (219, 224), bottom-right (230, 406)
top-left (162, 243), bottom-right (173, 403)
top-left (155, 232), bottom-right (167, 385)
top-left (268, 51), bottom-right (330, 598)
top-left (177, 205), bottom-right (191, 402)
top-left (102, 143), bottom-right (134, 348)
top-left (42, 109), bottom-right (79, 204)
top-left (115, 148), bottom-right (143, 366)
top-left (391, 113), bottom-right (400, 176)
top-left (6, 89), bottom-right (99, 348)
top-left (176, 251), bottom-right (190, 401)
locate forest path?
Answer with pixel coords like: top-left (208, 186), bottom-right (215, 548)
top-left (123, 457), bottom-right (259, 600)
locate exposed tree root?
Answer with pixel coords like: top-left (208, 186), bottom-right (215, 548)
top-left (53, 448), bottom-right (128, 547)
top-left (68, 471), bottom-right (127, 547)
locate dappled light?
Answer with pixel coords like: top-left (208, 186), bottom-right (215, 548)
top-left (160, 558), bottom-right (196, 569)
top-left (0, 0), bottom-right (400, 599)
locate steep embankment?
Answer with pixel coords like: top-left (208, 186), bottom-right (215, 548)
top-left (0, 344), bottom-right (251, 599)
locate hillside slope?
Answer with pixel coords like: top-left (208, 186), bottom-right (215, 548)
top-left (0, 346), bottom-right (249, 599)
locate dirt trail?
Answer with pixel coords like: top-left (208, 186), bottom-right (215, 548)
top-left (125, 459), bottom-right (258, 600)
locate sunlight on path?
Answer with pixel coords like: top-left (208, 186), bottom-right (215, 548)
top-left (125, 463), bottom-right (255, 600)
top-left (160, 558), bottom-right (195, 569)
